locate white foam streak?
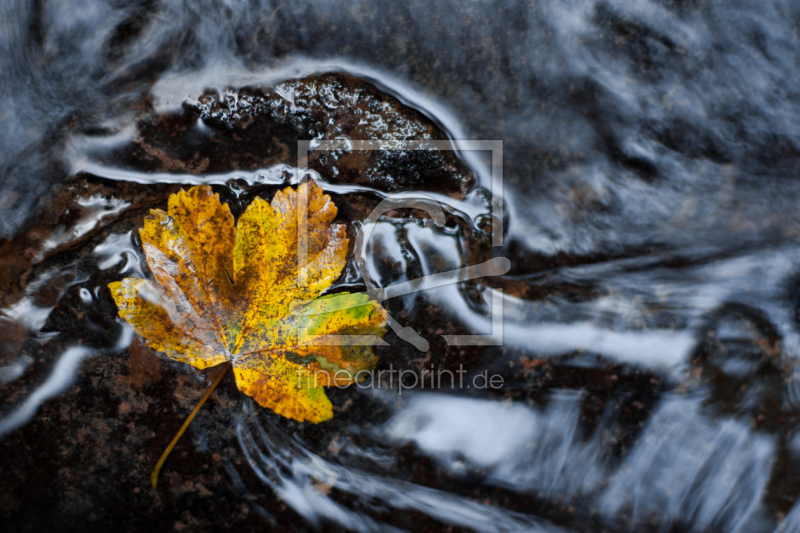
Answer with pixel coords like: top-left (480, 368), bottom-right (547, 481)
top-left (0, 326), bottom-right (132, 437)
top-left (237, 398), bottom-right (568, 533)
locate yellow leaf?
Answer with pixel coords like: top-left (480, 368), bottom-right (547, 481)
top-left (109, 181), bottom-right (385, 423)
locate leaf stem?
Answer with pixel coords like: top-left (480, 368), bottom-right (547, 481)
top-left (150, 362), bottom-right (232, 489)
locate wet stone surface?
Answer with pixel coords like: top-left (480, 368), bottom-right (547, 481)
top-left (0, 72), bottom-right (497, 532)
top-left (95, 73), bottom-right (473, 196)
top-left (5, 168), bottom-right (800, 532)
top-left (0, 76), bottom-right (603, 533)
top-left (3, 60), bottom-right (800, 533)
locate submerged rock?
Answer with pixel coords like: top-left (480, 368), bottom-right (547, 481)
top-left (99, 73), bottom-right (473, 197)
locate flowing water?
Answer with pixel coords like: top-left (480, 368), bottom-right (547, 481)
top-left (3, 1), bottom-right (800, 532)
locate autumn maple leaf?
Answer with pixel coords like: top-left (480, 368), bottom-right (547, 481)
top-left (109, 181), bottom-right (386, 424)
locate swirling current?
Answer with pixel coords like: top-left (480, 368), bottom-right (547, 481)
top-left (2, 1), bottom-right (800, 532)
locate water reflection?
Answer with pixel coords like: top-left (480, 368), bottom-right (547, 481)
top-left (3, 142), bottom-right (800, 530)
top-left (385, 392), bottom-right (608, 498)
top-left (0, 232), bottom-right (136, 436)
top-left (237, 396), bottom-right (567, 533)
top-left (236, 383), bottom-right (783, 531)
top-left (3, 0), bottom-right (800, 524)
top-left (599, 395), bottom-right (775, 532)
top-left (381, 390), bottom-right (777, 531)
